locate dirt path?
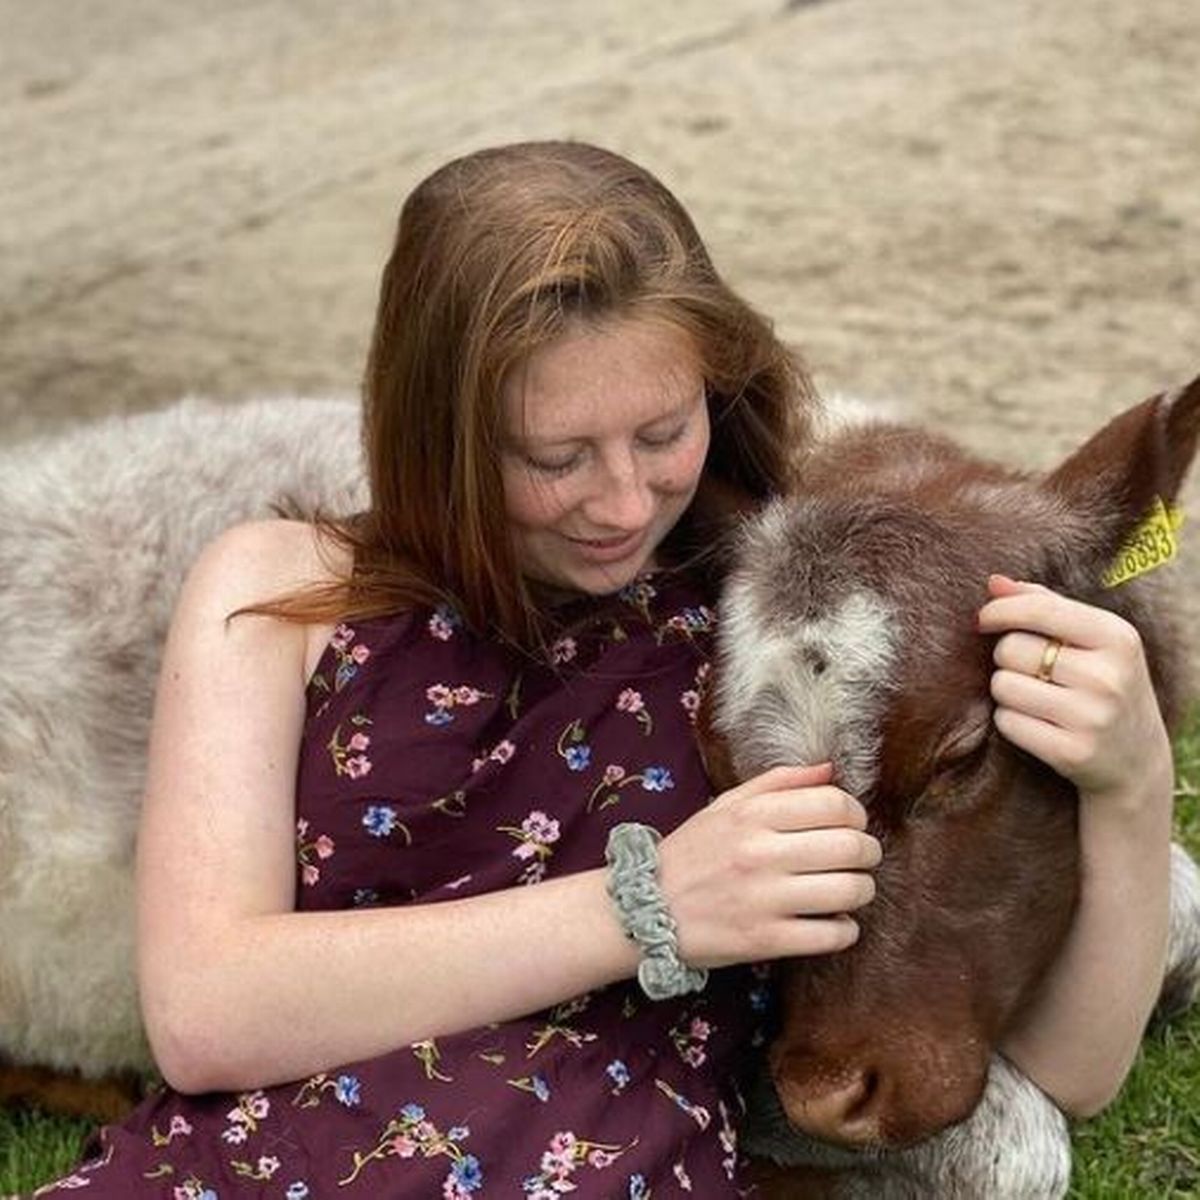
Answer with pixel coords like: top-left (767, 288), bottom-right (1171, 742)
top-left (3, 0), bottom-right (1198, 632)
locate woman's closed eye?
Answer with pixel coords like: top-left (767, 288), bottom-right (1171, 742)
top-left (637, 421), bottom-right (689, 449)
top-left (525, 451), bottom-right (583, 477)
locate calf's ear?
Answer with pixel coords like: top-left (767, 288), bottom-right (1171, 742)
top-left (1045, 374), bottom-right (1200, 556)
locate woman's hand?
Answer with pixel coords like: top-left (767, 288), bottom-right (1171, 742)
top-left (657, 763), bottom-right (881, 970)
top-left (977, 574), bottom-right (1174, 808)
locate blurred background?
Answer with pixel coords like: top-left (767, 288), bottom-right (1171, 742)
top-left (2, 0), bottom-right (1198, 625)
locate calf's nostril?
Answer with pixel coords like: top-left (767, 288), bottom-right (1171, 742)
top-left (776, 1064), bottom-right (884, 1147)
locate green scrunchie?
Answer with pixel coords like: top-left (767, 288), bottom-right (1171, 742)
top-left (604, 822), bottom-right (709, 1001)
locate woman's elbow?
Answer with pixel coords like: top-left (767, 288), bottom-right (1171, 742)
top-left (142, 984), bottom-right (254, 1095)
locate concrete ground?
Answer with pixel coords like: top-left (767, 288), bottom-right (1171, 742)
top-left (3, 0), bottom-right (1198, 632)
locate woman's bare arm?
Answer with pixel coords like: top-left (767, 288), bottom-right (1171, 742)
top-left (979, 575), bottom-right (1174, 1118)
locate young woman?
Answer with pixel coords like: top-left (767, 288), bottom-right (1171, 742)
top-left (34, 142), bottom-right (1173, 1198)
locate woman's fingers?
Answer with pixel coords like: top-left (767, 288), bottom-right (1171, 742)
top-left (765, 914), bottom-right (862, 958)
top-left (753, 784), bottom-right (870, 833)
top-left (978, 575), bottom-right (1134, 651)
top-left (990, 667), bottom-right (1111, 731)
top-left (993, 630), bottom-right (1077, 685)
top-left (775, 869), bottom-right (877, 915)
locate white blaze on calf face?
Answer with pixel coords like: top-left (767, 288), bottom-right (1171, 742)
top-left (714, 568), bottom-right (899, 801)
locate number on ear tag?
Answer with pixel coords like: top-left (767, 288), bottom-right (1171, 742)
top-left (1102, 496), bottom-right (1185, 588)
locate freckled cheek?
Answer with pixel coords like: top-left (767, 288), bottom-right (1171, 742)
top-left (502, 475), bottom-right (580, 532)
top-left (657, 433), bottom-right (710, 498)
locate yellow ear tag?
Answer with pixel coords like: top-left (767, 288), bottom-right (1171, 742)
top-left (1102, 496), bottom-right (1185, 588)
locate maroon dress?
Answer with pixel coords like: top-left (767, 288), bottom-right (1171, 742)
top-left (33, 574), bottom-right (769, 1199)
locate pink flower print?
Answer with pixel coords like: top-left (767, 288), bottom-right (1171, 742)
top-left (499, 810), bottom-right (561, 884)
top-left (671, 1012), bottom-right (714, 1069)
top-left (602, 763), bottom-right (626, 786)
top-left (425, 681), bottom-right (492, 727)
top-left (524, 1130), bottom-right (633, 1194)
top-left (328, 715), bottom-right (373, 779)
top-left (222, 1089), bottom-right (270, 1144)
top-left (330, 623), bottom-right (354, 652)
top-left (680, 689), bottom-right (701, 718)
top-left (616, 688), bottom-right (653, 735)
top-left (350, 643), bottom-right (371, 664)
top-left (428, 604), bottom-right (462, 641)
top-left (151, 1111), bottom-right (195, 1148)
top-left (339, 1104), bottom-right (478, 1189)
top-left (472, 739), bottom-right (517, 774)
top-left (674, 1160), bottom-right (694, 1191)
top-left (222, 1122), bottom-right (249, 1146)
top-left (523, 811), bottom-right (560, 843)
top-left (297, 816), bottom-right (336, 887)
top-left (550, 635), bottom-right (577, 664)
top-left (229, 1155), bottom-right (281, 1182)
top-left (344, 755), bottom-right (372, 780)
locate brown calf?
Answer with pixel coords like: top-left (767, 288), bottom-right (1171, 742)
top-left (703, 377), bottom-right (1200, 1167)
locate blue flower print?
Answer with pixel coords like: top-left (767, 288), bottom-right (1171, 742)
top-left (286, 1185), bottom-right (310, 1200)
top-left (532, 1074), bottom-right (550, 1102)
top-left (629, 1173), bottom-right (649, 1199)
top-left (565, 744), bottom-right (592, 771)
top-left (426, 708), bottom-right (454, 727)
top-left (452, 1154), bottom-right (484, 1192)
top-left (335, 1075), bottom-right (362, 1107)
top-left (400, 1102), bottom-right (426, 1122)
top-left (607, 1059), bottom-right (631, 1094)
top-left (448, 1125), bottom-right (471, 1141)
top-left (363, 805), bottom-right (397, 837)
top-left (641, 766), bottom-right (674, 792)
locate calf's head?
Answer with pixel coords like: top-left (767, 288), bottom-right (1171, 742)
top-left (706, 377), bottom-right (1200, 1148)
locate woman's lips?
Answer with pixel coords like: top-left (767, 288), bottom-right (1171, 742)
top-left (566, 528), bottom-right (647, 563)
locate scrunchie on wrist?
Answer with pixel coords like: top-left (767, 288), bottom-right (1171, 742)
top-left (604, 822), bottom-right (709, 1001)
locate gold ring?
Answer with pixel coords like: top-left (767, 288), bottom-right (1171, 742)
top-left (1035, 637), bottom-right (1063, 684)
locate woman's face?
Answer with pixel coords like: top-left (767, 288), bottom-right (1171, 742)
top-left (500, 317), bottom-right (710, 595)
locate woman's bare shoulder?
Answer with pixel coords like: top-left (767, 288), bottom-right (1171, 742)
top-left (180, 518), bottom-right (350, 680)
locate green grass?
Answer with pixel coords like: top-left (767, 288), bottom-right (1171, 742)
top-left (3, 712), bottom-right (1200, 1197)
top-left (0, 1106), bottom-right (94, 1196)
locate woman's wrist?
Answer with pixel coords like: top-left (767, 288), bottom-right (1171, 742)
top-left (1076, 728), bottom-right (1174, 823)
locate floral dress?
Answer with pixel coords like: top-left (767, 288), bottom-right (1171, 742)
top-left (33, 574), bottom-right (769, 1199)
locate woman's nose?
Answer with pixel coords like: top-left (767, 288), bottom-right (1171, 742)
top-left (584, 453), bottom-right (655, 531)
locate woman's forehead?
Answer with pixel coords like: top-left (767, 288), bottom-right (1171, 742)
top-left (502, 317), bottom-right (703, 439)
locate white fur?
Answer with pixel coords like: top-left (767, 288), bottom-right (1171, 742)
top-left (716, 563), bottom-right (897, 799)
top-left (0, 396), bottom-right (365, 1076)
